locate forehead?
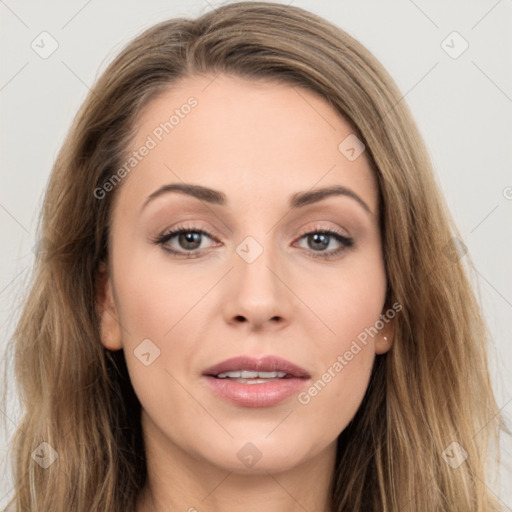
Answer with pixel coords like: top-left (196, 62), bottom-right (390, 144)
top-left (115, 73), bottom-right (378, 215)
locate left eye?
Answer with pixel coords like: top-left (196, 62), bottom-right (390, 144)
top-left (297, 231), bottom-right (347, 252)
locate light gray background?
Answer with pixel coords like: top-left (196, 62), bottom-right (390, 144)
top-left (1, 0), bottom-right (511, 508)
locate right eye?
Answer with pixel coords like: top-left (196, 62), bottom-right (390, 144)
top-left (153, 226), bottom-right (219, 257)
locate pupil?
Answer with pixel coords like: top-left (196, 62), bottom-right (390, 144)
top-left (180, 232), bottom-right (201, 249)
top-left (310, 233), bottom-right (328, 251)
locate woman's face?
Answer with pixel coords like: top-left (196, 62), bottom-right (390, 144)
top-left (98, 73), bottom-right (393, 474)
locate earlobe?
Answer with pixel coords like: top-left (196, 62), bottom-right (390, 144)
top-left (96, 263), bottom-right (123, 351)
top-left (375, 317), bottom-right (394, 355)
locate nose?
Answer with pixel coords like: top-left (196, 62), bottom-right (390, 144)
top-left (221, 242), bottom-right (292, 332)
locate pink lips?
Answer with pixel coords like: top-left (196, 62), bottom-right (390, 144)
top-left (203, 355), bottom-right (311, 378)
top-left (202, 355), bottom-right (311, 408)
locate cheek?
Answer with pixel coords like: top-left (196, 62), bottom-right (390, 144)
top-left (296, 338), bottom-right (375, 436)
top-left (112, 246), bottom-right (215, 339)
top-left (298, 250), bottom-right (385, 430)
top-left (290, 336), bottom-right (377, 445)
top-left (109, 246), bottom-right (217, 412)
top-left (312, 245), bottom-right (387, 345)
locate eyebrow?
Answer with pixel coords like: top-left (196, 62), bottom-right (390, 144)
top-left (140, 183), bottom-right (372, 214)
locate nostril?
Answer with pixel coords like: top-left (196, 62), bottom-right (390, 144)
top-left (235, 315), bottom-right (247, 322)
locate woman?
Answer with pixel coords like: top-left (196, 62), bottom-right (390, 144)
top-left (3, 2), bottom-right (506, 510)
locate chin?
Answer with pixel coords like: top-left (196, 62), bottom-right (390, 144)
top-left (193, 433), bottom-right (318, 475)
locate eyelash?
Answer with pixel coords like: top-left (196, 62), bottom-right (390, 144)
top-left (153, 224), bottom-right (354, 260)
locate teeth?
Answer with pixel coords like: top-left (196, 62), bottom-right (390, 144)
top-left (218, 371), bottom-right (241, 378)
top-left (217, 370), bottom-right (287, 379)
top-left (257, 371), bottom-right (283, 378)
top-left (241, 370), bottom-right (258, 378)
top-left (243, 379), bottom-right (274, 384)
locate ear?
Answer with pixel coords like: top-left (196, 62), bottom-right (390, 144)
top-left (374, 314), bottom-right (395, 355)
top-left (96, 262), bottom-right (123, 351)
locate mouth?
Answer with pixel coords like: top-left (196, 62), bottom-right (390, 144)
top-left (214, 369), bottom-right (291, 384)
top-left (202, 355), bottom-right (311, 408)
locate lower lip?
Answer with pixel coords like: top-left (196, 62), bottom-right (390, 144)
top-left (203, 376), bottom-right (309, 408)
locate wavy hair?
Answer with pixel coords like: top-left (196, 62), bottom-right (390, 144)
top-left (2, 2), bottom-right (506, 510)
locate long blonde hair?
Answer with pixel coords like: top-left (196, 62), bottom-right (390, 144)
top-left (2, 2), bottom-right (506, 510)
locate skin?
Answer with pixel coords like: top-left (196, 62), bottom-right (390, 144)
top-left (97, 73), bottom-right (394, 512)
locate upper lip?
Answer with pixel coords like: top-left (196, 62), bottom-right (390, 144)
top-left (202, 355), bottom-right (311, 378)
